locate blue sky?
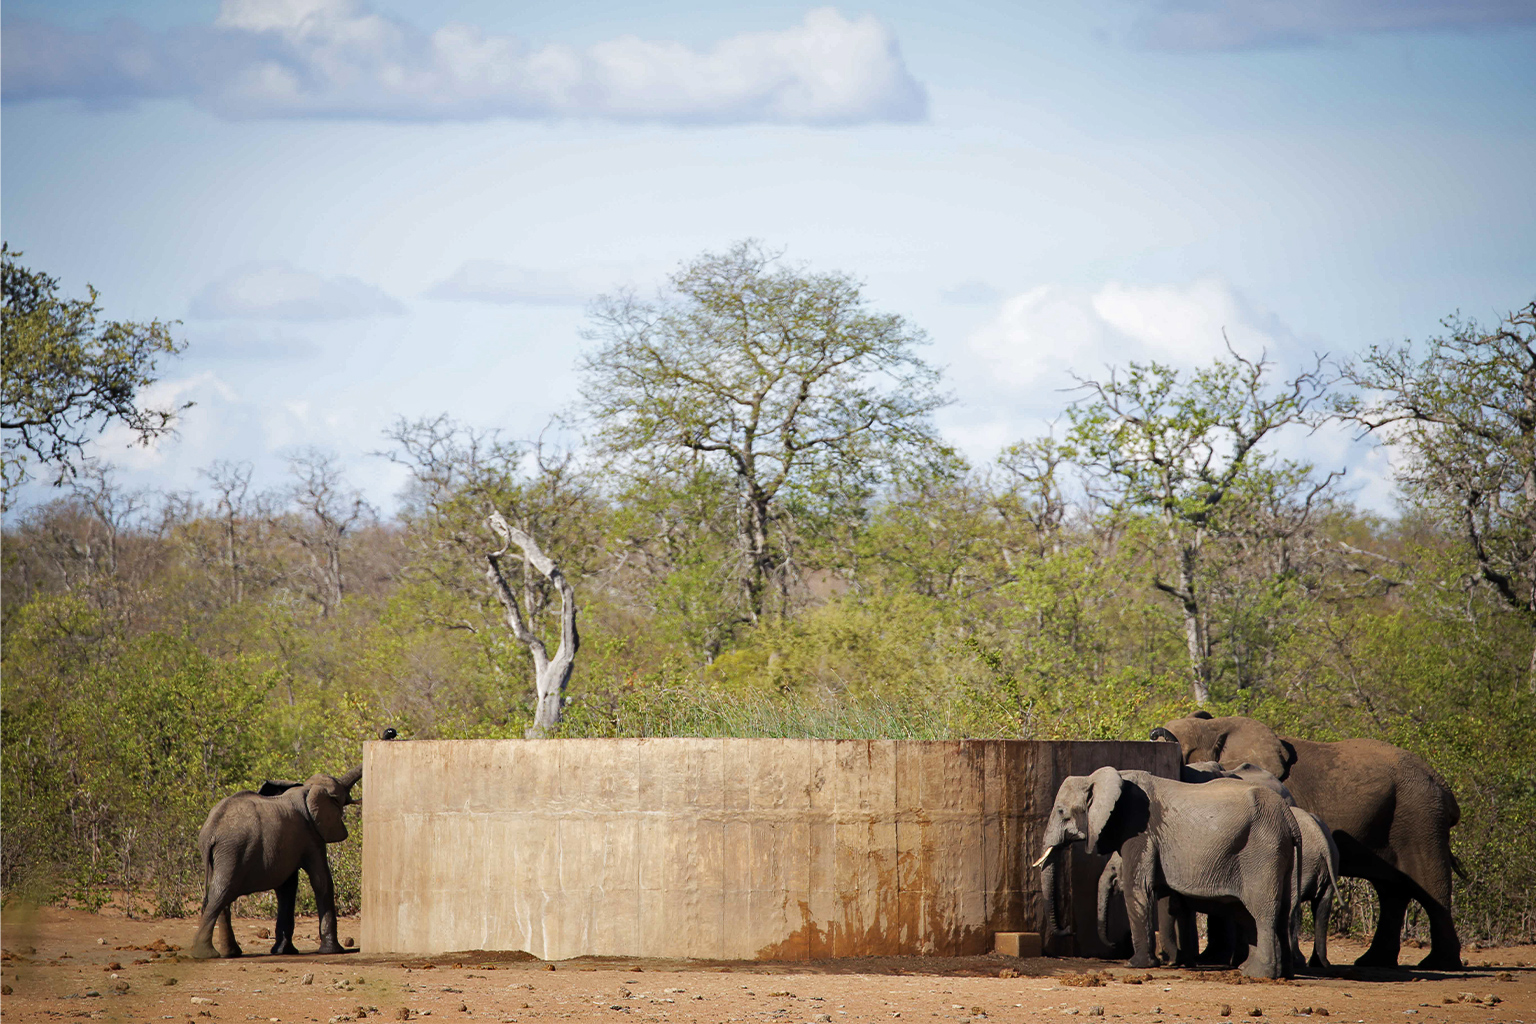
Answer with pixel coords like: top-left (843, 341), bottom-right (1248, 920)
top-left (4, 0), bottom-right (1534, 513)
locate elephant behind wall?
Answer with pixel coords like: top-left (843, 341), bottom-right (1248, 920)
top-left (1152, 712), bottom-right (1462, 970)
top-left (192, 767), bottom-right (362, 959)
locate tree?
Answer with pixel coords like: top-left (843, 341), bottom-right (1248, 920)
top-left (580, 240), bottom-right (949, 632)
top-left (1066, 349), bottom-right (1332, 703)
top-left (1337, 301), bottom-right (1536, 688)
top-left (384, 415), bottom-right (599, 733)
top-left (273, 449), bottom-right (375, 618)
top-left (2, 246), bottom-right (186, 501)
top-left (484, 511), bottom-right (580, 736)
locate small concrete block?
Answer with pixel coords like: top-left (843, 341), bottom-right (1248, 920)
top-left (995, 931), bottom-right (1042, 958)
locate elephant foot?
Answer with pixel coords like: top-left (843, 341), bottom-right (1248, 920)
top-left (1353, 949), bottom-right (1402, 969)
top-left (189, 942), bottom-right (219, 960)
top-left (315, 940), bottom-right (346, 955)
top-left (1239, 959), bottom-right (1281, 980)
top-left (270, 940), bottom-right (300, 956)
top-left (1128, 953), bottom-right (1157, 969)
top-left (1308, 953), bottom-right (1331, 973)
top-left (1416, 949), bottom-right (1463, 971)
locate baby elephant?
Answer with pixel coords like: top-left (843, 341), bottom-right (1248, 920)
top-left (191, 767), bottom-right (361, 959)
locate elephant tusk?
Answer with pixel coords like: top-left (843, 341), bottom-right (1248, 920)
top-left (1032, 848), bottom-right (1055, 869)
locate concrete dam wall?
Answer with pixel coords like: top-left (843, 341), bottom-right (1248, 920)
top-left (360, 737), bottom-right (1178, 960)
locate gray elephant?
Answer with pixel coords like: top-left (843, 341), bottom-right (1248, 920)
top-left (1151, 712), bottom-right (1462, 969)
top-left (191, 767), bottom-right (362, 959)
top-left (1097, 760), bottom-right (1340, 972)
top-left (1035, 766), bottom-right (1300, 978)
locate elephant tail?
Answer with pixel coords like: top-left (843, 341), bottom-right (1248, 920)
top-left (1451, 852), bottom-right (1469, 880)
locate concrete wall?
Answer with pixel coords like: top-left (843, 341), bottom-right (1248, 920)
top-left (360, 738), bottom-right (1178, 960)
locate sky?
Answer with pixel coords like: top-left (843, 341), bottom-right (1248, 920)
top-left (4, 0), bottom-right (1535, 516)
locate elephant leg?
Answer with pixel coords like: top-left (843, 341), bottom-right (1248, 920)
top-left (217, 906), bottom-right (242, 958)
top-left (1200, 909), bottom-right (1237, 965)
top-left (304, 852), bottom-right (345, 955)
top-left (1356, 882), bottom-right (1407, 968)
top-left (1289, 896), bottom-right (1306, 972)
top-left (1409, 852), bottom-right (1462, 970)
top-left (1155, 897), bottom-right (1182, 965)
top-left (272, 872), bottom-right (301, 955)
top-left (1122, 856), bottom-right (1159, 969)
top-left (1238, 897), bottom-right (1286, 980)
top-left (192, 875), bottom-right (240, 959)
top-left (1309, 893), bottom-right (1332, 972)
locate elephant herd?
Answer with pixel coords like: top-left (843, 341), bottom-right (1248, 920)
top-left (1036, 712), bottom-right (1464, 978)
top-left (188, 716), bottom-right (1462, 976)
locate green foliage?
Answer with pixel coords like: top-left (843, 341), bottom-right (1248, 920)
top-left (3, 280), bottom-right (1535, 948)
top-left (1, 246), bottom-right (186, 498)
top-left (2, 597), bottom-right (283, 913)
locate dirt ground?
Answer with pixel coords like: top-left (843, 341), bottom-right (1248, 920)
top-left (2, 907), bottom-right (1531, 1024)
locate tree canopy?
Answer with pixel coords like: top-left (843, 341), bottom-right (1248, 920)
top-left (2, 246), bottom-right (186, 501)
top-left (580, 240), bottom-right (949, 631)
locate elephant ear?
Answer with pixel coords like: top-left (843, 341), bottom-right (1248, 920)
top-left (1085, 766), bottom-right (1124, 853)
top-left (259, 780), bottom-right (301, 797)
top-left (306, 786), bottom-right (349, 844)
top-left (1212, 717), bottom-right (1291, 780)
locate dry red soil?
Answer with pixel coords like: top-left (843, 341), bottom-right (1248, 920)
top-left (2, 907), bottom-right (1531, 1024)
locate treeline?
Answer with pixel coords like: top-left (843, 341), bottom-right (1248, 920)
top-left (3, 243), bottom-right (1534, 945)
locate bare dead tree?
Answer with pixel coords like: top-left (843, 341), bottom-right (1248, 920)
top-left (201, 459), bottom-right (254, 606)
top-left (484, 510), bottom-right (579, 737)
top-left (277, 448), bottom-right (374, 618)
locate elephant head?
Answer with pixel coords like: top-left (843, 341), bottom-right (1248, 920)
top-left (1150, 713), bottom-right (1293, 781)
top-left (258, 767), bottom-right (362, 844)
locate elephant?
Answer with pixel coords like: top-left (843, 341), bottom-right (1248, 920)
top-left (191, 767), bottom-right (362, 959)
top-left (1288, 805), bottom-right (1340, 971)
top-left (1151, 712), bottom-right (1463, 969)
top-left (1035, 766), bottom-right (1301, 978)
top-left (1099, 764), bottom-right (1339, 976)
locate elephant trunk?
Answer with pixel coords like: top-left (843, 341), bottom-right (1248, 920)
top-left (1097, 863), bottom-right (1115, 946)
top-left (1040, 853), bottom-right (1066, 955)
top-left (337, 765), bottom-right (363, 793)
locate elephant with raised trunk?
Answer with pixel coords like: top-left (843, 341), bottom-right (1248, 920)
top-left (1151, 712), bottom-right (1462, 969)
top-left (1036, 766), bottom-right (1301, 979)
top-left (191, 767), bottom-right (362, 959)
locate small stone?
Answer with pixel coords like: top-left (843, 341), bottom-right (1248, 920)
top-left (257, 928), bottom-right (271, 939)
top-left (397, 1009), bottom-right (411, 1021)
top-left (544, 964), bottom-right (555, 971)
top-left (458, 1004), bottom-right (468, 1013)
top-left (1220, 1006), bottom-right (1232, 1018)
top-left (97, 938), bottom-right (107, 945)
top-left (1486, 994), bottom-right (1501, 1005)
top-left (1250, 1009), bottom-right (1263, 1017)
top-left (111, 980), bottom-right (130, 994)
top-left (998, 968), bottom-right (1019, 979)
top-left (345, 937), bottom-right (356, 948)
top-left (163, 977), bottom-right (178, 986)
top-left (303, 973), bottom-right (314, 985)
top-left (1089, 1008), bottom-right (1105, 1017)
top-left (0, 985), bottom-right (10, 996)
top-left (84, 989), bottom-right (101, 998)
top-left (1314, 1010), bottom-right (1328, 1018)
top-left (814, 1016), bottom-right (833, 1023)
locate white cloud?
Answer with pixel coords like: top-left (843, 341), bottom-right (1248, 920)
top-left (426, 261), bottom-right (601, 306)
top-left (89, 371), bottom-right (239, 470)
top-left (963, 277), bottom-right (1283, 403)
top-left (3, 2), bottom-right (927, 125)
top-left (189, 262), bottom-right (403, 321)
